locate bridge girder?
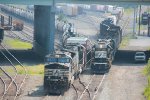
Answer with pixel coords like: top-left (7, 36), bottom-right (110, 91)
top-left (0, 0), bottom-right (150, 5)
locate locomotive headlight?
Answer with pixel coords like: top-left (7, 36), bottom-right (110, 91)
top-left (61, 76), bottom-right (63, 79)
top-left (100, 45), bottom-right (103, 48)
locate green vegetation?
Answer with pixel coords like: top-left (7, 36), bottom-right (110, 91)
top-left (144, 60), bottom-right (150, 100)
top-left (4, 37), bottom-right (32, 49)
top-left (124, 8), bottom-right (133, 15)
top-left (17, 64), bottom-right (44, 75)
top-left (119, 34), bottom-right (134, 49)
top-left (2, 64), bottom-right (44, 75)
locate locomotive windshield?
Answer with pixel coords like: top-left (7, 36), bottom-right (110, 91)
top-left (46, 57), bottom-right (70, 63)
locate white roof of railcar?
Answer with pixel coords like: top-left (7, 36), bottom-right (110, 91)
top-left (66, 37), bottom-right (88, 44)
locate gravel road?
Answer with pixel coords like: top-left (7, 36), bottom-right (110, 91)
top-left (96, 63), bottom-right (146, 100)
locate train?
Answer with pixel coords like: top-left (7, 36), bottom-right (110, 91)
top-left (44, 51), bottom-right (79, 94)
top-left (0, 27), bottom-right (4, 43)
top-left (91, 18), bottom-right (122, 73)
top-left (0, 4), bottom-right (34, 22)
top-left (44, 36), bottom-right (92, 94)
top-left (60, 4), bottom-right (84, 17)
top-left (12, 20), bottom-right (24, 31)
top-left (141, 12), bottom-right (149, 25)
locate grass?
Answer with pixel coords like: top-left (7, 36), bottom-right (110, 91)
top-left (2, 64), bottom-right (44, 75)
top-left (4, 37), bottom-right (32, 49)
top-left (124, 8), bottom-right (134, 15)
top-left (17, 64), bottom-right (44, 75)
top-left (119, 33), bottom-right (133, 49)
top-left (143, 60), bottom-right (150, 100)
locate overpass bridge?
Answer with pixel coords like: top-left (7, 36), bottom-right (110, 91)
top-left (0, 0), bottom-right (150, 5)
top-left (0, 0), bottom-right (150, 57)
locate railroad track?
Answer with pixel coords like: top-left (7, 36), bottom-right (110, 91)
top-left (78, 74), bottom-right (106, 100)
top-left (0, 43), bottom-right (28, 100)
top-left (1, 12), bottom-right (62, 50)
top-left (0, 12), bottom-right (34, 42)
top-left (70, 43), bottom-right (106, 100)
top-left (71, 73), bottom-right (106, 100)
top-left (5, 30), bottom-right (33, 43)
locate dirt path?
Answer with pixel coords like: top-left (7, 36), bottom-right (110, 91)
top-left (96, 63), bottom-right (147, 100)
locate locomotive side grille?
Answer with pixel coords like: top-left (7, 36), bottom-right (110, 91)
top-left (44, 69), bottom-right (69, 77)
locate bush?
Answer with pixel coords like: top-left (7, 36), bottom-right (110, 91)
top-left (144, 60), bottom-right (150, 100)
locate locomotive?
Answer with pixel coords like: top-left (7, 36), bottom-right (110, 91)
top-left (91, 18), bottom-right (122, 73)
top-left (91, 39), bottom-right (113, 73)
top-left (44, 50), bottom-right (79, 94)
top-left (141, 12), bottom-right (149, 25)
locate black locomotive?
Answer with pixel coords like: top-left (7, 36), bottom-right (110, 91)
top-left (141, 12), bottom-right (149, 25)
top-left (91, 18), bottom-right (122, 73)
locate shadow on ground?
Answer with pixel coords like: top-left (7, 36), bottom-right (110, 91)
top-left (0, 49), bottom-right (44, 66)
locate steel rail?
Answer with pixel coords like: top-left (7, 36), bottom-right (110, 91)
top-left (1, 43), bottom-right (28, 100)
top-left (0, 49), bottom-right (19, 100)
top-left (0, 76), bottom-right (6, 97)
top-left (0, 67), bottom-right (18, 100)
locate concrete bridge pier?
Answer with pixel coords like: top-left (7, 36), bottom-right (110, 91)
top-left (33, 5), bottom-right (55, 57)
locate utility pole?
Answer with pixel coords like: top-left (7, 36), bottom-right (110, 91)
top-left (133, 6), bottom-right (136, 36)
top-left (138, 5), bottom-right (141, 36)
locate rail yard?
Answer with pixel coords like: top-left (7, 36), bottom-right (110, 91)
top-left (0, 3), bottom-right (149, 100)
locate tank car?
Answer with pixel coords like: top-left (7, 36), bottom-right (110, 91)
top-left (44, 49), bottom-right (80, 94)
top-left (0, 28), bottom-right (4, 43)
top-left (0, 5), bottom-right (34, 22)
top-left (56, 22), bottom-right (70, 33)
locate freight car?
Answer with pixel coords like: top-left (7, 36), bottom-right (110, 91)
top-left (141, 12), bottom-right (149, 25)
top-left (12, 20), bottom-right (24, 31)
top-left (0, 4), bottom-right (34, 22)
top-left (62, 4), bottom-right (83, 17)
top-left (0, 15), bottom-right (24, 31)
top-left (56, 22), bottom-right (70, 33)
top-left (0, 28), bottom-right (4, 43)
top-left (44, 49), bottom-right (80, 94)
top-left (91, 18), bottom-right (122, 73)
top-left (90, 4), bottom-right (107, 12)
